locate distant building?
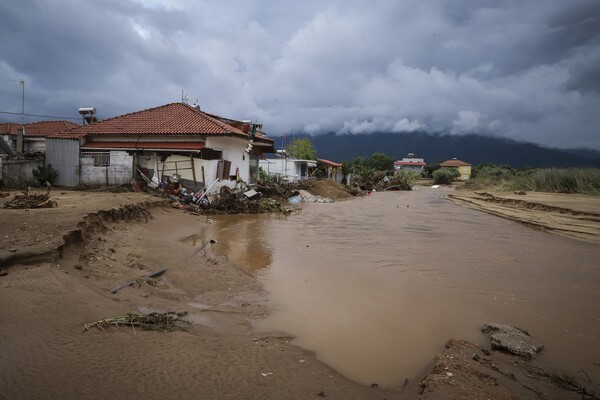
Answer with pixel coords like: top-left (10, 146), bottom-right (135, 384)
top-left (259, 157), bottom-right (317, 183)
top-left (440, 158), bottom-right (472, 180)
top-left (394, 153), bottom-right (426, 172)
top-left (317, 158), bottom-right (343, 183)
top-left (0, 121), bottom-right (79, 155)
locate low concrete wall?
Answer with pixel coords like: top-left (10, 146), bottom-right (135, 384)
top-left (0, 156), bottom-right (45, 189)
top-left (80, 151), bottom-right (133, 186)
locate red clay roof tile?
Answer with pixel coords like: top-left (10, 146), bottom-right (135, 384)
top-left (0, 121), bottom-right (79, 136)
top-left (81, 141), bottom-right (205, 151)
top-left (67, 103), bottom-right (250, 137)
top-left (440, 159), bottom-right (471, 167)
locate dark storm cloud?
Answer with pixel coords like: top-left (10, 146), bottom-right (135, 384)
top-left (0, 0), bottom-right (599, 149)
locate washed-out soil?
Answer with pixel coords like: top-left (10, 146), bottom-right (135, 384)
top-left (0, 189), bottom-right (598, 399)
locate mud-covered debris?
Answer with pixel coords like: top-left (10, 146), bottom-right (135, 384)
top-left (349, 171), bottom-right (412, 192)
top-left (297, 189), bottom-right (332, 203)
top-left (83, 311), bottom-right (190, 332)
top-left (5, 187), bottom-right (56, 209)
top-left (482, 323), bottom-right (544, 359)
top-left (110, 268), bottom-right (167, 294)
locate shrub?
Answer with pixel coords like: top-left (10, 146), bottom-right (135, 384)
top-left (30, 164), bottom-right (58, 188)
top-left (506, 168), bottom-right (600, 195)
top-left (433, 168), bottom-right (461, 184)
top-left (394, 170), bottom-right (421, 185)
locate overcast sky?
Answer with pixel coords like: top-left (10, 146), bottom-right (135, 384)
top-left (1, 0), bottom-right (599, 149)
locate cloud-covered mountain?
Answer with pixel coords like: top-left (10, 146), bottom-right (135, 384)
top-left (292, 132), bottom-right (600, 168)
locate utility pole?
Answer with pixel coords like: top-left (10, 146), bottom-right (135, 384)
top-left (18, 79), bottom-right (25, 126)
top-left (16, 79), bottom-right (25, 155)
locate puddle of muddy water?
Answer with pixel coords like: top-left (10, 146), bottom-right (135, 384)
top-left (197, 188), bottom-right (600, 388)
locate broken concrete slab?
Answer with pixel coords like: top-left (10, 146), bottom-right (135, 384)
top-left (482, 323), bottom-right (544, 359)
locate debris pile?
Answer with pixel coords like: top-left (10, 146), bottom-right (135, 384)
top-left (140, 172), bottom-right (360, 215)
top-left (0, 192), bottom-right (10, 198)
top-left (4, 187), bottom-right (56, 209)
top-left (208, 185), bottom-right (295, 215)
top-left (84, 311), bottom-right (190, 332)
top-left (350, 171), bottom-right (412, 192)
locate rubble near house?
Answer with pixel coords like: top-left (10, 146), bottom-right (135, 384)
top-left (350, 171), bottom-right (413, 192)
top-left (4, 187), bottom-right (57, 209)
top-left (149, 176), bottom-right (360, 215)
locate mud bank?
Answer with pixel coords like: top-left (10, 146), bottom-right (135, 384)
top-left (448, 190), bottom-right (600, 243)
top-left (1, 190), bottom-right (598, 399)
top-left (0, 192), bottom-right (403, 399)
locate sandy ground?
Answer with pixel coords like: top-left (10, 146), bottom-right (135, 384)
top-left (1, 187), bottom-right (599, 399)
top-left (447, 190), bottom-right (600, 243)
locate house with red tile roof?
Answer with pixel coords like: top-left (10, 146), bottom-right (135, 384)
top-left (45, 103), bottom-right (275, 189)
top-left (1, 120), bottom-right (79, 155)
top-left (317, 158), bottom-right (343, 183)
top-left (439, 158), bottom-right (472, 180)
top-left (394, 153), bottom-right (426, 172)
top-left (1, 120), bottom-right (80, 188)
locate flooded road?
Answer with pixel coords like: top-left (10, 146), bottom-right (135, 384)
top-left (206, 187), bottom-right (600, 387)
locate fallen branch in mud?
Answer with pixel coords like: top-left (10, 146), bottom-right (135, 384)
top-left (191, 239), bottom-right (216, 257)
top-left (83, 312), bottom-right (190, 332)
top-left (5, 187), bottom-right (56, 209)
top-left (110, 268), bottom-right (167, 294)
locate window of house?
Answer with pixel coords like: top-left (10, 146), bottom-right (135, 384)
top-left (81, 152), bottom-right (110, 167)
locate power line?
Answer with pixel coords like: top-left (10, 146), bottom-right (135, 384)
top-left (0, 110), bottom-right (80, 121)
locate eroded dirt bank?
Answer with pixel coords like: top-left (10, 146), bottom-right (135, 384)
top-left (447, 190), bottom-right (600, 243)
top-left (1, 190), bottom-right (599, 399)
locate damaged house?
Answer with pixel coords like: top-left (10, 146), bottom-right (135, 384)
top-left (1, 120), bottom-right (80, 188)
top-left (45, 103), bottom-right (275, 193)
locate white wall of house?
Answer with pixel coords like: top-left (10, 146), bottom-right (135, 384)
top-left (134, 136), bottom-right (252, 195)
top-left (142, 155), bottom-right (220, 191)
top-left (259, 158), bottom-right (314, 182)
top-left (0, 135), bottom-right (45, 154)
top-left (394, 164), bottom-right (424, 172)
top-left (80, 151), bottom-right (133, 186)
top-left (205, 136), bottom-right (249, 180)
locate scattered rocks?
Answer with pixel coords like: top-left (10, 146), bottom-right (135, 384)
top-left (482, 323), bottom-right (544, 359)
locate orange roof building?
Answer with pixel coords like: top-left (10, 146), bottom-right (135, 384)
top-left (46, 103), bottom-right (275, 188)
top-left (440, 158), bottom-right (472, 180)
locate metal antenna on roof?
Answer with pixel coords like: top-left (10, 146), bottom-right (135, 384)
top-left (181, 89), bottom-right (189, 104)
top-left (6, 79), bottom-right (25, 126)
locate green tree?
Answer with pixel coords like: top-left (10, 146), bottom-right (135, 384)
top-left (433, 168), bottom-right (461, 184)
top-left (422, 162), bottom-right (441, 178)
top-left (363, 152), bottom-right (394, 173)
top-left (341, 161), bottom-right (352, 185)
top-left (287, 138), bottom-right (316, 160)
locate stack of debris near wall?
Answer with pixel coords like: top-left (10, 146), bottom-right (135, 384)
top-left (154, 178), bottom-right (362, 215)
top-left (350, 171), bottom-right (412, 192)
top-left (4, 188), bottom-right (56, 209)
top-left (207, 186), bottom-right (294, 215)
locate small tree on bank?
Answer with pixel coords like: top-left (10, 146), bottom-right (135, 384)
top-left (287, 138), bottom-right (317, 160)
top-left (433, 168), bottom-right (461, 184)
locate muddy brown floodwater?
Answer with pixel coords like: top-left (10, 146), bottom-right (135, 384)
top-left (206, 187), bottom-right (600, 388)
